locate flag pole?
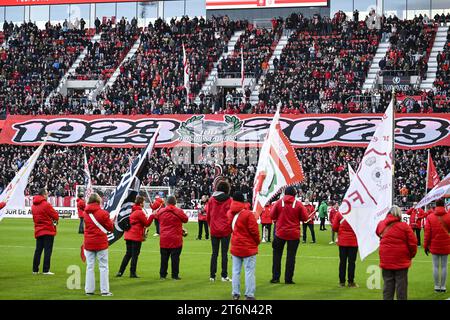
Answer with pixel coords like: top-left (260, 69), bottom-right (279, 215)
top-left (391, 88), bottom-right (396, 207)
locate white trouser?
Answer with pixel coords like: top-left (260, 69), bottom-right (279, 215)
top-left (84, 249), bottom-right (109, 294)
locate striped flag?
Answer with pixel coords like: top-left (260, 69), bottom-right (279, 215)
top-left (183, 43), bottom-right (190, 104)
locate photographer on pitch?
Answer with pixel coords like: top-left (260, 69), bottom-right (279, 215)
top-left (32, 188), bottom-right (59, 275)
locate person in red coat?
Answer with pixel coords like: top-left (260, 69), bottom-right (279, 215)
top-left (406, 203), bottom-right (426, 246)
top-left (196, 195), bottom-right (209, 240)
top-left (155, 195), bottom-right (188, 280)
top-left (83, 193), bottom-right (114, 296)
top-left (32, 188), bottom-right (59, 275)
top-left (332, 209), bottom-right (358, 287)
top-left (302, 199), bottom-right (316, 243)
top-left (260, 203), bottom-right (273, 242)
top-left (424, 199), bottom-right (450, 293)
top-left (228, 192), bottom-right (260, 300)
top-left (270, 186), bottom-right (309, 284)
top-left (117, 196), bottom-right (154, 278)
top-left (77, 193), bottom-right (86, 234)
top-left (376, 206), bottom-right (417, 300)
top-left (206, 180), bottom-right (233, 282)
top-left (329, 202), bottom-right (339, 244)
top-left (151, 196), bottom-right (164, 236)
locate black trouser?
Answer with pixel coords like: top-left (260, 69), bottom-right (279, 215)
top-left (155, 219), bottom-right (160, 234)
top-left (272, 236), bottom-right (300, 282)
top-left (197, 221), bottom-right (209, 240)
top-left (160, 247), bottom-right (182, 278)
top-left (382, 268), bottom-right (408, 300)
top-left (78, 218), bottom-right (84, 234)
top-left (320, 218), bottom-right (326, 230)
top-left (339, 246), bottom-right (358, 284)
top-left (118, 240), bottom-right (142, 275)
top-left (32, 235), bottom-right (54, 273)
top-left (302, 223), bottom-right (316, 242)
top-left (262, 224), bottom-right (272, 242)
top-left (210, 236), bottom-right (230, 279)
top-left (414, 228), bottom-right (421, 246)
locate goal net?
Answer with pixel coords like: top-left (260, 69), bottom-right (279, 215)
top-left (75, 185), bottom-right (173, 210)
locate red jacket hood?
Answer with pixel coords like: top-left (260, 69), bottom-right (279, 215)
top-left (282, 195), bottom-right (296, 203)
top-left (434, 206), bottom-right (447, 216)
top-left (33, 195), bottom-right (46, 205)
top-left (383, 213), bottom-right (401, 225)
top-left (229, 201), bottom-right (247, 215)
top-left (132, 204), bottom-right (142, 212)
top-left (85, 203), bottom-right (102, 214)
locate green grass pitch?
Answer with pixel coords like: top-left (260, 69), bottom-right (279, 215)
top-left (0, 218), bottom-right (445, 300)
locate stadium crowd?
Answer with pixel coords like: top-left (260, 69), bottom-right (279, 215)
top-left (0, 145), bottom-right (448, 209)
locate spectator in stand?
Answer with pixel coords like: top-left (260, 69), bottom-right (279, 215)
top-left (302, 199), bottom-right (317, 243)
top-left (260, 203), bottom-right (273, 243)
top-left (77, 193), bottom-right (86, 234)
top-left (32, 188), bottom-right (59, 275)
top-left (117, 196), bottom-right (155, 278)
top-left (318, 200), bottom-right (328, 231)
top-left (196, 195), bottom-right (209, 240)
top-left (332, 209), bottom-right (359, 287)
top-left (424, 199), bottom-right (450, 293)
top-left (329, 201), bottom-right (339, 244)
top-left (155, 195), bottom-right (188, 280)
top-left (228, 191), bottom-right (260, 300)
top-left (376, 205), bottom-right (417, 300)
top-left (83, 192), bottom-right (114, 296)
top-left (206, 180), bottom-right (233, 282)
top-left (270, 186), bottom-right (308, 284)
top-left (405, 203), bottom-right (427, 246)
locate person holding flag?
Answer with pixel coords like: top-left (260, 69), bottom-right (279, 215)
top-left (405, 203), bottom-right (426, 246)
top-left (77, 193), bottom-right (86, 234)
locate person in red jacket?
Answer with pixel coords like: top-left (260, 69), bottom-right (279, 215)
top-left (117, 196), bottom-right (154, 278)
top-left (270, 186), bottom-right (309, 284)
top-left (152, 196), bottom-right (164, 237)
top-left (206, 180), bottom-right (233, 282)
top-left (228, 192), bottom-right (260, 300)
top-left (83, 193), bottom-right (114, 296)
top-left (155, 195), bottom-right (188, 280)
top-left (405, 203), bottom-right (426, 246)
top-left (196, 195), bottom-right (209, 240)
top-left (77, 193), bottom-right (86, 234)
top-left (32, 188), bottom-right (59, 275)
top-left (376, 205), bottom-right (417, 300)
top-left (329, 202), bottom-right (339, 244)
top-left (260, 203), bottom-right (273, 243)
top-left (332, 209), bottom-right (358, 287)
top-left (424, 199), bottom-right (450, 293)
top-left (302, 199), bottom-right (317, 243)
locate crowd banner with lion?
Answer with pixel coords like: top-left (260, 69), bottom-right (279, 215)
top-left (0, 114), bottom-right (449, 149)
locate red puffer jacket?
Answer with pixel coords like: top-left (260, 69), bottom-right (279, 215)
top-left (228, 200), bottom-right (260, 257)
top-left (332, 211), bottom-right (358, 247)
top-left (206, 192), bottom-right (232, 238)
top-left (31, 195), bottom-right (59, 238)
top-left (0, 202), bottom-right (6, 210)
top-left (83, 203), bottom-right (114, 251)
top-left (304, 203), bottom-right (316, 225)
top-left (270, 195), bottom-right (308, 240)
top-left (156, 205), bottom-right (188, 249)
top-left (405, 207), bottom-right (426, 229)
top-left (376, 214), bottom-right (417, 270)
top-left (260, 204), bottom-right (272, 224)
top-left (77, 198), bottom-right (86, 219)
top-left (424, 206), bottom-right (450, 255)
top-left (124, 204), bottom-right (154, 242)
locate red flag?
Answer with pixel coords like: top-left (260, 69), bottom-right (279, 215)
top-left (427, 151), bottom-right (440, 190)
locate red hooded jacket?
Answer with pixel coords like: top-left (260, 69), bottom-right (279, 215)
top-left (227, 201), bottom-right (260, 257)
top-left (332, 211), bottom-right (358, 247)
top-left (156, 204), bottom-right (188, 248)
top-left (83, 203), bottom-right (114, 251)
top-left (260, 204), bottom-right (272, 225)
top-left (77, 198), bottom-right (86, 219)
top-left (376, 214), bottom-right (417, 270)
top-left (270, 195), bottom-right (308, 240)
top-left (424, 206), bottom-right (450, 255)
top-left (32, 195), bottom-right (59, 238)
top-left (124, 204), bottom-right (154, 242)
top-left (405, 207), bottom-right (426, 229)
top-left (206, 192), bottom-right (232, 238)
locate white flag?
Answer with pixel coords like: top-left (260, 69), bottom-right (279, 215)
top-left (339, 99), bottom-right (394, 260)
top-left (0, 139), bottom-right (47, 221)
top-left (83, 151), bottom-right (93, 201)
top-left (182, 43), bottom-right (190, 104)
top-left (415, 173), bottom-right (450, 209)
top-left (348, 164), bottom-right (356, 182)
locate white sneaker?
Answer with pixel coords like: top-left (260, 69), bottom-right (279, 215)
top-left (32, 272), bottom-right (39, 275)
top-left (43, 272), bottom-right (55, 275)
top-left (221, 277), bottom-right (231, 282)
top-left (153, 233), bottom-right (159, 237)
top-left (209, 277), bottom-right (215, 282)
top-left (101, 292), bottom-right (113, 297)
top-left (262, 239), bottom-right (266, 243)
top-left (329, 241), bottom-right (334, 245)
